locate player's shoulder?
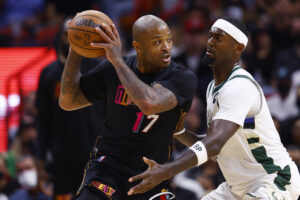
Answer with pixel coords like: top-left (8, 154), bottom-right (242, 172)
top-left (123, 54), bottom-right (137, 69)
top-left (230, 66), bottom-right (254, 80)
top-left (223, 67), bottom-right (258, 94)
top-left (169, 61), bottom-right (197, 79)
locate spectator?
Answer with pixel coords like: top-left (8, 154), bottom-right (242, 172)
top-left (0, 156), bottom-right (9, 200)
top-left (173, 11), bottom-right (213, 104)
top-left (242, 28), bottom-right (275, 85)
top-left (267, 67), bottom-right (299, 121)
top-left (291, 116), bottom-right (300, 146)
top-left (275, 16), bottom-right (300, 85)
top-left (10, 156), bottom-right (52, 200)
top-left (265, 0), bottom-right (294, 52)
top-left (35, 17), bottom-right (106, 199)
top-left (9, 122), bottom-right (38, 159)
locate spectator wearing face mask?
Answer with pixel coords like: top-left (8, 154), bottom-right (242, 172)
top-left (267, 67), bottom-right (299, 121)
top-left (10, 156), bottom-right (52, 200)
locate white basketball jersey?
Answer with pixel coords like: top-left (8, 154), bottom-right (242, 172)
top-left (206, 66), bottom-right (300, 192)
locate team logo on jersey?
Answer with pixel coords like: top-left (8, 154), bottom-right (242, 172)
top-left (114, 85), bottom-right (135, 106)
top-left (149, 188), bottom-right (175, 200)
top-left (97, 156), bottom-right (106, 163)
top-left (90, 181), bottom-right (116, 198)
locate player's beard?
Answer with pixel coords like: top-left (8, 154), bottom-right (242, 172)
top-left (201, 54), bottom-right (215, 66)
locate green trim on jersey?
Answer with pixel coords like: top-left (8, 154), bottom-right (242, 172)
top-left (229, 74), bottom-right (252, 81)
top-left (212, 66), bottom-right (242, 95)
top-left (245, 193), bottom-right (256, 197)
top-left (274, 165), bottom-right (291, 191)
top-left (248, 142), bottom-right (291, 191)
top-left (247, 137), bottom-right (259, 144)
top-left (207, 80), bottom-right (214, 96)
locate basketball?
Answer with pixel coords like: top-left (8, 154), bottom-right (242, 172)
top-left (68, 10), bottom-right (113, 58)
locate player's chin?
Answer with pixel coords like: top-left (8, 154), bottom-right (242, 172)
top-left (159, 59), bottom-right (171, 67)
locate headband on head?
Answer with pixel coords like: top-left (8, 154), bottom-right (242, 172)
top-left (212, 19), bottom-right (248, 48)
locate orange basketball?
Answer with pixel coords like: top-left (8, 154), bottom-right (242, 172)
top-left (68, 10), bottom-right (113, 58)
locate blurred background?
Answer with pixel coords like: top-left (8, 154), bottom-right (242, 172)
top-left (0, 0), bottom-right (299, 199)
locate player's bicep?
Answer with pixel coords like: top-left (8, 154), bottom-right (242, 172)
top-left (203, 119), bottom-right (240, 157)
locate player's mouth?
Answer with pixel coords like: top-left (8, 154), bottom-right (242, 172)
top-left (206, 48), bottom-right (215, 57)
top-left (161, 54), bottom-right (171, 63)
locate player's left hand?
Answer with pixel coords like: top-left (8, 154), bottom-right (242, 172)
top-left (91, 23), bottom-right (122, 65)
top-left (127, 157), bottom-right (168, 195)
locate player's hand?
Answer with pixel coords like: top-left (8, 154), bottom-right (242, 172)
top-left (91, 23), bottom-right (122, 65)
top-left (127, 157), bottom-right (168, 195)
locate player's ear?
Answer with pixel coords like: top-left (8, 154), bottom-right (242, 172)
top-left (132, 41), bottom-right (142, 54)
top-left (235, 43), bottom-right (244, 56)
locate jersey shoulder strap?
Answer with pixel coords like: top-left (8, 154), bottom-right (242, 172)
top-left (228, 74), bottom-right (263, 117)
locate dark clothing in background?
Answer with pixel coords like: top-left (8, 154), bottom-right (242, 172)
top-left (274, 47), bottom-right (300, 74)
top-left (173, 52), bottom-right (213, 104)
top-left (46, 0), bottom-right (93, 16)
top-left (35, 58), bottom-right (106, 194)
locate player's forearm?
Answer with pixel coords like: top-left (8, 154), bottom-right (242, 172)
top-left (164, 150), bottom-right (198, 180)
top-left (59, 48), bottom-right (83, 110)
top-left (112, 59), bottom-right (164, 114)
top-left (175, 130), bottom-right (207, 147)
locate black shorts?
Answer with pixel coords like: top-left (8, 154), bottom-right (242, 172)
top-left (74, 153), bottom-right (175, 200)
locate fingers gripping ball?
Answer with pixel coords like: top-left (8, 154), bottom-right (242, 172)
top-left (68, 10), bottom-right (113, 58)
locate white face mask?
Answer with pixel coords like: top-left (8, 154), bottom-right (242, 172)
top-left (18, 169), bottom-right (38, 188)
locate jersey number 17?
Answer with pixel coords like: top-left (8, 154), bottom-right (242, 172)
top-left (132, 112), bottom-right (159, 133)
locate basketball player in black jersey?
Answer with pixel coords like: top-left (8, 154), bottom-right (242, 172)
top-left (59, 15), bottom-right (197, 200)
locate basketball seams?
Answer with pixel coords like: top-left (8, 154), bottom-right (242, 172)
top-left (74, 14), bottom-right (112, 27)
top-left (68, 27), bottom-right (101, 35)
top-left (68, 11), bottom-right (112, 58)
top-left (69, 37), bottom-right (105, 51)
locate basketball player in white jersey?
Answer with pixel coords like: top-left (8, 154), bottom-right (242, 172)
top-left (127, 18), bottom-right (300, 200)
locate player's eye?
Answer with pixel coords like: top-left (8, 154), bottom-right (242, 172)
top-left (154, 40), bottom-right (161, 45)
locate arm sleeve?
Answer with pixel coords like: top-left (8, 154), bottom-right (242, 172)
top-left (80, 60), bottom-right (112, 103)
top-left (158, 68), bottom-right (198, 106)
top-left (213, 78), bottom-right (260, 126)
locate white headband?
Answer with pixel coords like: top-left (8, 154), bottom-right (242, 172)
top-left (212, 19), bottom-right (248, 48)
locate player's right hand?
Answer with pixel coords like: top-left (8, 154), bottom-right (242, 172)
top-left (127, 157), bottom-right (168, 195)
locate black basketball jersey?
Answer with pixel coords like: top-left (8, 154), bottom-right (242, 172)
top-left (80, 55), bottom-right (197, 170)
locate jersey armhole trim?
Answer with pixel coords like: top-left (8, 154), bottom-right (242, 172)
top-left (228, 74), bottom-right (263, 117)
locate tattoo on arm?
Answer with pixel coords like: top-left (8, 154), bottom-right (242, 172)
top-left (113, 60), bottom-right (177, 114)
top-left (60, 49), bottom-right (91, 110)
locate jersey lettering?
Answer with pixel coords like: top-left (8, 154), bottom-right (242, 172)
top-left (115, 85), bottom-right (132, 106)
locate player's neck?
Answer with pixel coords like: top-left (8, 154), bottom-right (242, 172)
top-left (213, 62), bottom-right (239, 86)
top-left (136, 61), bottom-right (163, 74)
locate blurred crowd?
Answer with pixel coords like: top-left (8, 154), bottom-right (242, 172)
top-left (0, 0), bottom-right (299, 199)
